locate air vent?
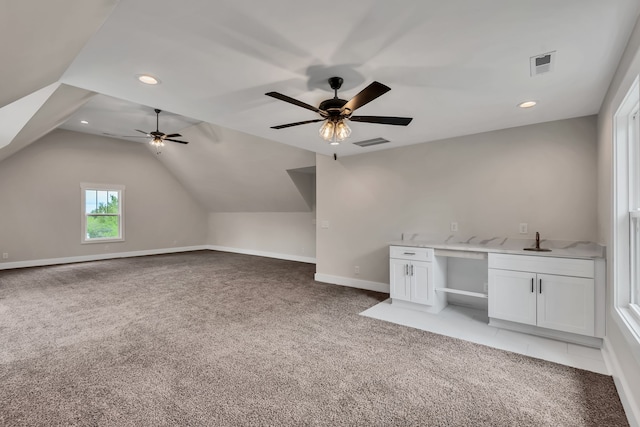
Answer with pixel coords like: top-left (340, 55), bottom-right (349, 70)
top-left (530, 51), bottom-right (556, 76)
top-left (353, 137), bottom-right (390, 147)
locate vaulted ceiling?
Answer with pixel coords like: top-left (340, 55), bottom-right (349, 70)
top-left (1, 0), bottom-right (639, 210)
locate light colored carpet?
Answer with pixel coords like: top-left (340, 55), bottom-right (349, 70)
top-left (0, 251), bottom-right (628, 426)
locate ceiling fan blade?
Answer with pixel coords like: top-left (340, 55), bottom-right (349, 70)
top-left (135, 129), bottom-right (151, 136)
top-left (164, 133), bottom-right (182, 138)
top-left (270, 119), bottom-right (324, 129)
top-left (104, 133), bottom-right (150, 138)
top-left (164, 138), bottom-right (189, 144)
top-left (341, 82), bottom-right (391, 114)
top-left (266, 92), bottom-right (320, 113)
top-left (349, 115), bottom-right (413, 126)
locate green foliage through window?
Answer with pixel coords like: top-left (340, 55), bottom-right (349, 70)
top-left (85, 192), bottom-right (121, 239)
top-left (86, 215), bottom-right (119, 238)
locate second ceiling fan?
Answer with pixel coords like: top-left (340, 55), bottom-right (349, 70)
top-left (135, 108), bottom-right (190, 147)
top-left (266, 77), bottom-right (412, 145)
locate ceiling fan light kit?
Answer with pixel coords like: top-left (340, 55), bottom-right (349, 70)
top-left (266, 76), bottom-right (413, 145)
top-left (319, 117), bottom-right (352, 144)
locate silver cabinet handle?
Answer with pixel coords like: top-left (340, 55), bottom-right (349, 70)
top-left (411, 264), bottom-right (414, 276)
top-left (531, 278), bottom-right (534, 293)
top-left (405, 264), bottom-right (408, 275)
top-left (539, 278), bottom-right (542, 294)
top-left (403, 252), bottom-right (416, 255)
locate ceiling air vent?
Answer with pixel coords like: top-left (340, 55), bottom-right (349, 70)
top-left (353, 137), bottom-right (390, 147)
top-left (530, 51), bottom-right (556, 76)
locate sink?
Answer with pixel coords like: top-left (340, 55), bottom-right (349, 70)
top-left (524, 231), bottom-right (551, 252)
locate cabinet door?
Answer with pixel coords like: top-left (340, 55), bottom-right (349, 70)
top-left (488, 269), bottom-right (537, 325)
top-left (410, 261), bottom-right (432, 305)
top-left (536, 274), bottom-right (595, 336)
top-left (390, 259), bottom-right (410, 301)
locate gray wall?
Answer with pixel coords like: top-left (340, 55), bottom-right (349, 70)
top-left (597, 12), bottom-right (640, 422)
top-left (208, 212), bottom-right (316, 260)
top-left (0, 129), bottom-right (208, 262)
top-left (316, 116), bottom-right (598, 285)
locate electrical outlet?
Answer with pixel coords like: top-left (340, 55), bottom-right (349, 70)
top-left (2, 253), bottom-right (8, 259)
top-left (450, 222), bottom-right (458, 232)
top-left (355, 266), bottom-right (360, 275)
top-left (321, 220), bottom-right (330, 229)
top-left (519, 223), bottom-right (528, 234)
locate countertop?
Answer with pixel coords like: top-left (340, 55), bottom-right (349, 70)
top-left (389, 234), bottom-right (604, 259)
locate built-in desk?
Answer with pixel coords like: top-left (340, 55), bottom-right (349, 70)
top-left (389, 235), bottom-right (605, 347)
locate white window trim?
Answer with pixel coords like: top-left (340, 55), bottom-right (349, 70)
top-left (80, 183), bottom-right (125, 244)
top-left (613, 75), bottom-right (640, 356)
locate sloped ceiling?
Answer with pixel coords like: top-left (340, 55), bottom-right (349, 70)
top-left (149, 122), bottom-right (315, 212)
top-left (0, 0), bottom-right (117, 109)
top-left (0, 84), bottom-right (95, 163)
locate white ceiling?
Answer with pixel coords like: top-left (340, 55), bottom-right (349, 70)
top-left (50, 0), bottom-right (640, 157)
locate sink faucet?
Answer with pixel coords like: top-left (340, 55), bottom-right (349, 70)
top-left (535, 232), bottom-right (540, 249)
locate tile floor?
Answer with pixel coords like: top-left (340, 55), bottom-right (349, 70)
top-left (360, 299), bottom-right (608, 375)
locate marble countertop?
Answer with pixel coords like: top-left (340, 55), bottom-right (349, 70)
top-left (389, 233), bottom-right (605, 259)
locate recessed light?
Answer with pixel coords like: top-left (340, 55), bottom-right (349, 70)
top-left (518, 100), bottom-right (537, 108)
top-left (80, 120), bottom-right (89, 124)
top-left (137, 74), bottom-right (160, 85)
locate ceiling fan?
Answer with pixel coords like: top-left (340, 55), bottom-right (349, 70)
top-left (135, 109), bottom-right (190, 150)
top-left (266, 77), bottom-right (413, 145)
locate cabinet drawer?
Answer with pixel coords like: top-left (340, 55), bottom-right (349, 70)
top-left (390, 246), bottom-right (432, 261)
top-left (488, 253), bottom-right (594, 278)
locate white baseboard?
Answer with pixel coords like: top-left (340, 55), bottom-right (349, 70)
top-left (207, 245), bottom-right (316, 264)
top-left (314, 273), bottom-right (389, 293)
top-left (602, 336), bottom-right (640, 427)
top-left (0, 245), bottom-right (317, 271)
top-left (0, 246), bottom-right (210, 270)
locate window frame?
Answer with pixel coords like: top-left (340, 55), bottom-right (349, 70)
top-left (613, 75), bottom-right (640, 344)
top-left (80, 183), bottom-right (125, 244)
top-left (630, 103), bottom-right (640, 319)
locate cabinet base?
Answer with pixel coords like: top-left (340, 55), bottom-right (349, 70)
top-left (489, 318), bottom-right (603, 348)
top-left (390, 298), bottom-right (447, 314)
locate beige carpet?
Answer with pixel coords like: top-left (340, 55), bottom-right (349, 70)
top-left (0, 251), bottom-right (628, 426)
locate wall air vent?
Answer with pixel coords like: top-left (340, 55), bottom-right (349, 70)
top-left (530, 51), bottom-right (556, 76)
top-left (353, 137), bottom-right (390, 147)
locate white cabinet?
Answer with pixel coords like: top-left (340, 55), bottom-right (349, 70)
top-left (488, 254), bottom-right (595, 337)
top-left (390, 259), bottom-right (432, 304)
top-left (389, 247), bottom-right (434, 306)
top-left (390, 258), bottom-right (433, 304)
top-left (390, 258), bottom-right (412, 301)
top-left (536, 274), bottom-right (594, 335)
top-left (488, 269), bottom-right (537, 326)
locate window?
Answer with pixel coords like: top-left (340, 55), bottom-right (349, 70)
top-left (80, 183), bottom-right (124, 243)
top-left (614, 76), bottom-right (640, 339)
top-left (630, 103), bottom-right (640, 319)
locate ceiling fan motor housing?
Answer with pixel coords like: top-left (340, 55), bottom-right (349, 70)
top-left (319, 98), bottom-right (348, 116)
